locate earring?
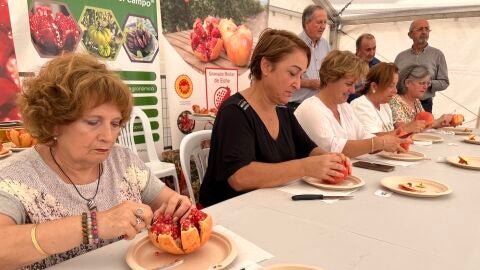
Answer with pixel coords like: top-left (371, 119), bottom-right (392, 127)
top-left (372, 89), bottom-right (376, 94)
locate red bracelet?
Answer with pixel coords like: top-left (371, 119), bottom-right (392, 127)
top-left (90, 211), bottom-right (100, 245)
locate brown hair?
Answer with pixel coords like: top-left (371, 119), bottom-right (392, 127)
top-left (18, 53), bottom-right (133, 144)
top-left (358, 62), bottom-right (398, 95)
top-left (248, 28), bottom-right (311, 81)
top-left (319, 50), bottom-right (369, 88)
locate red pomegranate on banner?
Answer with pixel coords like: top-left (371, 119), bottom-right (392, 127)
top-left (0, 0), bottom-right (20, 121)
top-left (190, 16), bottom-right (223, 62)
top-left (148, 208), bottom-right (212, 254)
top-left (214, 86), bottom-right (231, 109)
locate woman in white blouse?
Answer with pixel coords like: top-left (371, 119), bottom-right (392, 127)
top-left (351, 62), bottom-right (427, 135)
top-left (295, 50), bottom-right (409, 158)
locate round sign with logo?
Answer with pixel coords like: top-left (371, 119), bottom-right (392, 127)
top-left (174, 75), bottom-right (193, 99)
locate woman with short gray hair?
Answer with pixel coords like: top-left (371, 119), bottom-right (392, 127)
top-left (390, 64), bottom-right (452, 128)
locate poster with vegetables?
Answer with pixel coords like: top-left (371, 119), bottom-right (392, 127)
top-left (7, 0), bottom-right (166, 154)
top-left (161, 0), bottom-right (269, 148)
top-left (0, 0), bottom-right (20, 121)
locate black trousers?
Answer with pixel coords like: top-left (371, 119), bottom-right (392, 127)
top-left (421, 98), bottom-right (433, 113)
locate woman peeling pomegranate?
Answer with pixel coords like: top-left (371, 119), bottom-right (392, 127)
top-left (0, 54), bottom-right (193, 269)
top-left (199, 29), bottom-right (350, 207)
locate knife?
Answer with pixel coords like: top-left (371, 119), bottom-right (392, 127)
top-left (291, 194), bottom-right (354, 200)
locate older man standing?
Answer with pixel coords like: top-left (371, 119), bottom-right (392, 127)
top-left (356, 33), bottom-right (380, 68)
top-left (348, 33), bottom-right (381, 103)
top-left (288, 5), bottom-right (331, 111)
top-left (394, 19), bottom-right (449, 112)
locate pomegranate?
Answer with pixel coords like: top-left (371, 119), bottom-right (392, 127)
top-left (395, 128), bottom-right (411, 151)
top-left (0, 0), bottom-right (20, 122)
top-left (415, 111), bottom-right (434, 126)
top-left (29, 6), bottom-right (81, 55)
top-left (148, 208), bottom-right (212, 255)
top-left (219, 19), bottom-right (253, 67)
top-left (190, 16), bottom-right (223, 62)
top-left (449, 114), bottom-right (464, 127)
top-left (6, 128), bottom-right (37, 148)
top-left (323, 159), bottom-right (351, 185)
top-left (214, 86), bottom-right (231, 109)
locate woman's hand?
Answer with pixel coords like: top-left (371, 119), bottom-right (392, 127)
top-left (403, 120), bottom-right (427, 133)
top-left (303, 153), bottom-right (348, 182)
top-left (97, 201), bottom-right (153, 240)
top-left (154, 193), bottom-right (193, 223)
top-left (433, 114), bottom-right (453, 128)
top-left (382, 135), bottom-right (411, 153)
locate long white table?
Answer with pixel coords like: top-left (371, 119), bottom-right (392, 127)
top-left (49, 131), bottom-right (480, 270)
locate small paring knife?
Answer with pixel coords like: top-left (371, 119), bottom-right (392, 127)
top-left (291, 194), bottom-right (354, 201)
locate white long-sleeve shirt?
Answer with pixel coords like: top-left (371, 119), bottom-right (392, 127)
top-left (295, 96), bottom-right (374, 153)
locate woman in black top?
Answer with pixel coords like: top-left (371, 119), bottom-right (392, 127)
top-left (199, 29), bottom-right (349, 207)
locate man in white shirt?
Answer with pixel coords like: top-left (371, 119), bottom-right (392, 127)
top-left (288, 5), bottom-right (331, 111)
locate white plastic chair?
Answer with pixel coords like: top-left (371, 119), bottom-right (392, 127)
top-left (179, 130), bottom-right (212, 205)
top-left (118, 107), bottom-right (180, 192)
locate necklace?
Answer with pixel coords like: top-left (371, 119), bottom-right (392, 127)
top-left (367, 96), bottom-right (393, 131)
top-left (49, 147), bottom-right (102, 211)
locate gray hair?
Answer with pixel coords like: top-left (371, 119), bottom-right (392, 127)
top-left (302, 5), bottom-right (325, 29)
top-left (397, 64), bottom-right (430, 95)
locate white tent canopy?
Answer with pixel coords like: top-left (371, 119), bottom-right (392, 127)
top-left (268, 0), bottom-right (480, 127)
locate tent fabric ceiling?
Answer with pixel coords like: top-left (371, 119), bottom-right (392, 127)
top-left (268, 0), bottom-right (480, 127)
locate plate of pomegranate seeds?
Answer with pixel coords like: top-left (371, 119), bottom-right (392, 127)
top-left (126, 231), bottom-right (237, 270)
top-left (302, 175), bottom-right (365, 191)
top-left (446, 155), bottom-right (480, 170)
top-left (380, 176), bottom-right (451, 198)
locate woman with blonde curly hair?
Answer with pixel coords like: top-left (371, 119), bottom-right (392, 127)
top-left (295, 50), bottom-right (410, 157)
top-left (0, 53), bottom-right (192, 269)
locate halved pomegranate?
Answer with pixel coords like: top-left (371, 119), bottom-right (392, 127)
top-left (190, 16), bottom-right (223, 62)
top-left (148, 208), bottom-right (212, 255)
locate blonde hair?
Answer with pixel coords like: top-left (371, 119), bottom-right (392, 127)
top-left (319, 50), bottom-right (369, 88)
top-left (18, 53), bottom-right (133, 143)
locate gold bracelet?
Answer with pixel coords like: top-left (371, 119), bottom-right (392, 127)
top-left (31, 224), bottom-right (49, 256)
top-left (370, 137), bottom-right (375, 153)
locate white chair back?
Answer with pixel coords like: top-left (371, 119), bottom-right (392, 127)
top-left (179, 130), bottom-right (212, 205)
top-left (119, 107), bottom-right (159, 162)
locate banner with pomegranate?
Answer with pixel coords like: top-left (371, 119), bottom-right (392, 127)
top-left (0, 0), bottom-right (20, 122)
top-left (161, 0), bottom-right (269, 149)
top-left (6, 0), bottom-right (165, 154)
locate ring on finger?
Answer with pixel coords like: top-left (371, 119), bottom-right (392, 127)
top-left (135, 208), bottom-right (144, 217)
top-left (136, 217), bottom-right (143, 225)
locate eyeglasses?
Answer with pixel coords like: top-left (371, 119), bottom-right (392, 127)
top-left (413, 27), bottom-right (431, 33)
top-left (415, 80), bottom-right (431, 87)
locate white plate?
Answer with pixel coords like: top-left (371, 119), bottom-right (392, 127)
top-left (2, 142), bottom-right (30, 152)
top-left (446, 156), bottom-right (480, 170)
top-left (303, 175), bottom-right (365, 191)
top-left (463, 135), bottom-right (480, 145)
top-left (125, 231), bottom-right (237, 270)
top-left (441, 127), bottom-right (474, 135)
top-left (380, 176), bottom-right (452, 197)
top-left (0, 150), bottom-right (12, 159)
top-left (378, 151), bottom-right (426, 161)
top-left (262, 264), bottom-right (326, 270)
top-left (412, 133), bottom-right (444, 143)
